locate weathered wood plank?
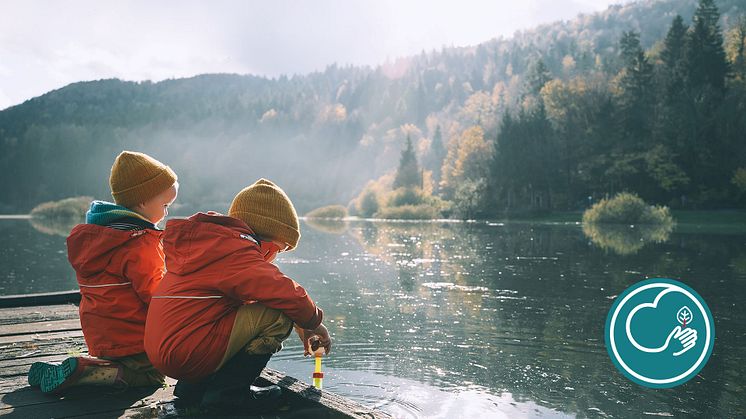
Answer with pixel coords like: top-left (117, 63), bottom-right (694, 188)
top-left (0, 304), bottom-right (78, 326)
top-left (0, 352), bottom-right (71, 370)
top-left (120, 403), bottom-right (352, 418)
top-left (0, 318), bottom-right (81, 337)
top-left (0, 353), bottom-right (83, 381)
top-left (261, 368), bottom-right (390, 418)
top-left (0, 304), bottom-right (391, 418)
top-left (0, 376), bottom-right (177, 409)
top-left (0, 382), bottom-right (176, 417)
top-left (0, 369), bottom-right (389, 418)
top-left (0, 375), bottom-right (38, 394)
top-left (0, 338), bottom-right (88, 361)
top-left (0, 329), bottom-right (84, 345)
top-left (70, 396), bottom-right (349, 418)
top-left (259, 369), bottom-right (391, 419)
top-left (0, 290), bottom-right (80, 308)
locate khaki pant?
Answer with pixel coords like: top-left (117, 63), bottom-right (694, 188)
top-left (102, 352), bottom-right (165, 387)
top-left (216, 303), bottom-right (294, 371)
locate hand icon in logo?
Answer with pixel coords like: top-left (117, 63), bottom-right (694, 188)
top-left (668, 325), bottom-right (697, 356)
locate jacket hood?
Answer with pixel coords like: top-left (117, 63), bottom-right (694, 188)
top-left (163, 212), bottom-right (260, 275)
top-left (86, 200), bottom-right (154, 227)
top-left (67, 224), bottom-right (159, 276)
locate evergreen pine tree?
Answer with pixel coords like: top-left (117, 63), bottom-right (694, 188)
top-left (686, 0), bottom-right (728, 95)
top-left (618, 31), bottom-right (654, 147)
top-left (394, 135), bottom-right (422, 189)
top-left (526, 58), bottom-right (551, 96)
top-left (429, 125), bottom-right (446, 191)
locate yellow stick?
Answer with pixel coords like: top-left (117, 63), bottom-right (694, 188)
top-left (313, 354), bottom-right (323, 389)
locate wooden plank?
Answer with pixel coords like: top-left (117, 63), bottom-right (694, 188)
top-left (0, 304), bottom-right (391, 418)
top-left (0, 375), bottom-right (38, 394)
top-left (259, 369), bottom-right (392, 419)
top-left (0, 304), bottom-right (78, 326)
top-left (1, 363), bottom-right (384, 416)
top-left (0, 369), bottom-right (389, 418)
top-left (0, 304), bottom-right (78, 319)
top-left (0, 353), bottom-right (83, 380)
top-left (0, 353), bottom-right (71, 370)
top-left (0, 330), bottom-right (84, 345)
top-left (0, 336), bottom-right (88, 361)
top-left (74, 402), bottom-right (345, 419)
top-left (0, 318), bottom-right (81, 337)
top-left (0, 290), bottom-right (80, 308)
top-left (0, 384), bottom-right (344, 419)
top-left (0, 340), bottom-right (86, 360)
top-left (0, 381), bottom-right (177, 417)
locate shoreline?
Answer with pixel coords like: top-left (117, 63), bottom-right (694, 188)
top-left (2, 209), bottom-right (744, 226)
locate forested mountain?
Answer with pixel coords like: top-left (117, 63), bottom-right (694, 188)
top-left (1, 0), bottom-right (745, 214)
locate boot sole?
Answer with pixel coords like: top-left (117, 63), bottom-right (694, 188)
top-left (27, 362), bottom-right (53, 387)
top-left (40, 357), bottom-right (78, 393)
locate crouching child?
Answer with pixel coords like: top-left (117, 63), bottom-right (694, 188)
top-left (144, 178), bottom-right (331, 409)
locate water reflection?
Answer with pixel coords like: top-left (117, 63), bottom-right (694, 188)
top-left (1, 217), bottom-right (745, 417)
top-left (275, 219), bottom-right (746, 418)
top-left (0, 218), bottom-right (76, 294)
top-left (28, 215), bottom-right (81, 237)
top-left (582, 222), bottom-right (673, 255)
top-left (304, 217), bottom-right (349, 235)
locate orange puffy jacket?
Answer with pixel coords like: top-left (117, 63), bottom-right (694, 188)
top-left (67, 225), bottom-right (165, 358)
top-left (144, 212), bottom-right (322, 381)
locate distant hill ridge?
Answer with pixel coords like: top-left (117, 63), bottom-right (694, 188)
top-left (1, 0), bottom-right (744, 213)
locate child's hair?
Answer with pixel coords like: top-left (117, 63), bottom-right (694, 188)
top-left (228, 179), bottom-right (300, 250)
top-left (109, 151), bottom-right (177, 208)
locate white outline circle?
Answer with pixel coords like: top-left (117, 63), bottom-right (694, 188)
top-left (609, 282), bottom-right (712, 384)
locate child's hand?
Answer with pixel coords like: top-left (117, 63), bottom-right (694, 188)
top-left (295, 323), bottom-right (332, 356)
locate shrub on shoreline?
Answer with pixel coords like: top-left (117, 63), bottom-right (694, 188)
top-left (582, 192), bottom-right (673, 225)
top-left (30, 196), bottom-right (91, 220)
top-left (29, 196), bottom-right (91, 236)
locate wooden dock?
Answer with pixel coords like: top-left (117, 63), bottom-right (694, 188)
top-left (0, 303), bottom-right (391, 418)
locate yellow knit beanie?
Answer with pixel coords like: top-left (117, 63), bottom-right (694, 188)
top-left (109, 151), bottom-right (178, 208)
top-left (228, 178), bottom-right (300, 250)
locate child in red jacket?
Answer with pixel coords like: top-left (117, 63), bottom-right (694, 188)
top-left (27, 151), bottom-right (178, 393)
top-left (144, 178), bottom-right (331, 409)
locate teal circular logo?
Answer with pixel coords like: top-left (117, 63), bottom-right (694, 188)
top-left (605, 278), bottom-right (715, 388)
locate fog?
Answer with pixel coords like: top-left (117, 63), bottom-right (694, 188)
top-left (0, 0), bottom-right (625, 110)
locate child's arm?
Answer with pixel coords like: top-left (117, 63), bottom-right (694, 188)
top-left (123, 243), bottom-right (165, 305)
top-left (215, 250), bottom-right (323, 330)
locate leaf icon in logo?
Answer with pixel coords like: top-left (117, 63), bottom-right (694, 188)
top-left (677, 306), bottom-right (693, 326)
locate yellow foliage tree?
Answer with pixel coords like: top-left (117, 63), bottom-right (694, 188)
top-left (440, 126), bottom-right (492, 197)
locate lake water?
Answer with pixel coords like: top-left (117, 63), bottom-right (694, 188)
top-left (1, 216), bottom-right (745, 418)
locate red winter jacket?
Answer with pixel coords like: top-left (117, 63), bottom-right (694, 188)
top-left (144, 212), bottom-right (322, 381)
top-left (67, 225), bottom-right (165, 358)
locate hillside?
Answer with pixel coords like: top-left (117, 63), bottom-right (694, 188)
top-left (1, 0), bottom-right (744, 214)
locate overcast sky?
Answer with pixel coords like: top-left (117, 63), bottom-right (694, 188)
top-left (0, 0), bottom-right (626, 110)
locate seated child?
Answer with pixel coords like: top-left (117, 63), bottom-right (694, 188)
top-left (144, 178), bottom-right (331, 408)
top-left (28, 151), bottom-right (178, 393)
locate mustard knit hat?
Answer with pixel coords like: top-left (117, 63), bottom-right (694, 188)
top-left (229, 178), bottom-right (300, 250)
top-left (109, 151), bottom-right (178, 208)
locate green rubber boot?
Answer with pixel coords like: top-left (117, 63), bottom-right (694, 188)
top-left (40, 357), bottom-right (125, 394)
top-left (27, 362), bottom-right (54, 387)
